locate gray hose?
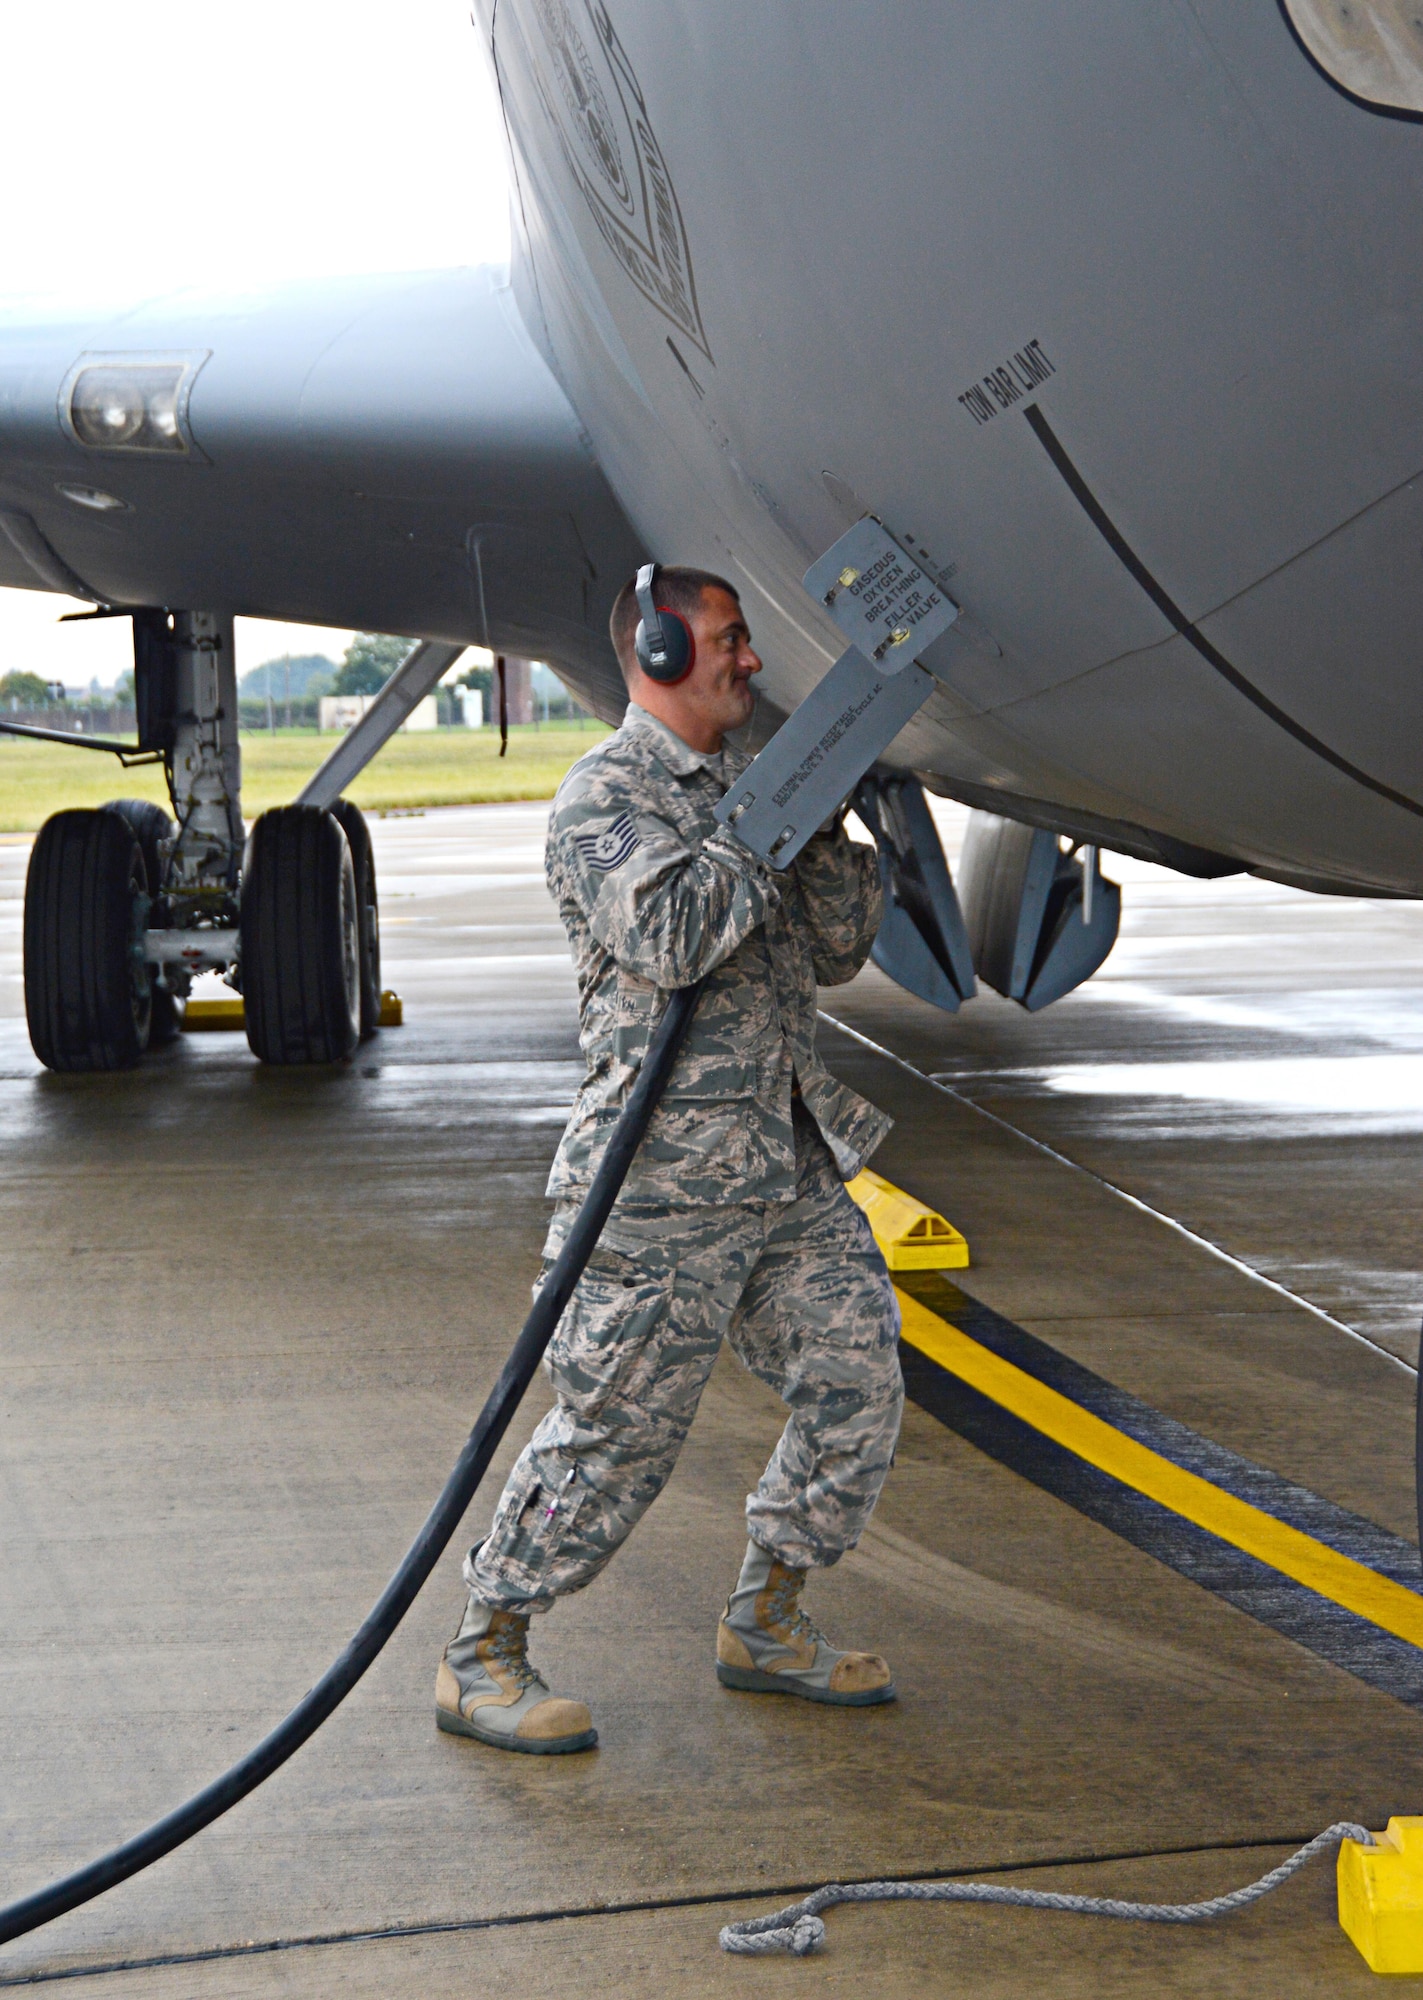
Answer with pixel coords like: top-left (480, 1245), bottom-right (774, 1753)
top-left (719, 1822), bottom-right (1375, 1956)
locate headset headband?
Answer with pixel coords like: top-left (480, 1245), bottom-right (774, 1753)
top-left (634, 563), bottom-right (667, 668)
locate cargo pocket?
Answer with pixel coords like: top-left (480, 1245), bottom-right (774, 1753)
top-left (487, 1453), bottom-right (593, 1578)
top-left (547, 1244), bottom-right (673, 1422)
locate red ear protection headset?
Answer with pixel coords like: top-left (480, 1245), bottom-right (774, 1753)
top-left (633, 563), bottom-right (695, 684)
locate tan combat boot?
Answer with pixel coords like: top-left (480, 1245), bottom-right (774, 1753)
top-left (436, 1600), bottom-right (596, 1754)
top-left (716, 1540), bottom-right (895, 1706)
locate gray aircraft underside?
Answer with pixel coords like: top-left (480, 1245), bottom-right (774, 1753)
top-left (2, 0), bottom-right (1422, 897)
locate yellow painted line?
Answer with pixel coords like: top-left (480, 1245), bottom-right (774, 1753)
top-left (896, 1287), bottom-right (1423, 1650)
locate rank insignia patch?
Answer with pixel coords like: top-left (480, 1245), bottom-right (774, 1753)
top-left (574, 811), bottom-right (640, 872)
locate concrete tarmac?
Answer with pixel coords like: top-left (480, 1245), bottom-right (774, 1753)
top-left (0, 801), bottom-right (1420, 1995)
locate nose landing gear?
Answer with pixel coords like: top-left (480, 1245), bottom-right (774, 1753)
top-left (23, 795), bottom-right (380, 1072)
top-left (21, 608), bottom-right (385, 1072)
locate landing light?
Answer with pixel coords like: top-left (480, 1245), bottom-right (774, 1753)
top-left (70, 365), bottom-right (184, 452)
top-left (60, 351), bottom-right (208, 458)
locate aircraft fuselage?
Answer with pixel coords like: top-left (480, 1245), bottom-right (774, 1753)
top-left (484, 0), bottom-right (1423, 895)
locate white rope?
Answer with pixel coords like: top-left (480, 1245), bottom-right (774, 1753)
top-left (718, 1823), bottom-right (1374, 1956)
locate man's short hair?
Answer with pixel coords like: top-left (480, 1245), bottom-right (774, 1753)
top-left (609, 566), bottom-right (740, 683)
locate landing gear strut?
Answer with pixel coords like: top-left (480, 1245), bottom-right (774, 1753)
top-left (105, 797), bottom-right (182, 1043)
top-left (21, 610), bottom-right (383, 1072)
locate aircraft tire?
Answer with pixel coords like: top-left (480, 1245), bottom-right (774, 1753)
top-left (103, 798), bottom-right (182, 1044)
top-left (23, 807), bottom-right (153, 1072)
top-left (240, 805), bottom-right (360, 1065)
top-left (328, 799), bottom-right (381, 1037)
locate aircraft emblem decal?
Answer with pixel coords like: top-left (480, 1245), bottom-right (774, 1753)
top-left (574, 810), bottom-right (641, 871)
top-left (521, 0), bottom-right (712, 359)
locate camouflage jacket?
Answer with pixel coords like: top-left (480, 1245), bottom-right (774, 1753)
top-left (544, 703), bottom-right (891, 1207)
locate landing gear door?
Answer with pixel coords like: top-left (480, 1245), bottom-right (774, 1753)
top-left (958, 812), bottom-right (1121, 1011)
top-left (855, 772), bottom-right (976, 1013)
top-left (715, 649), bottom-right (935, 868)
top-left (132, 609), bottom-right (178, 753)
top-left (803, 516), bottom-right (959, 672)
top-left (716, 518), bottom-right (958, 870)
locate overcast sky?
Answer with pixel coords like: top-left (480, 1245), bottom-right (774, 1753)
top-left (0, 0), bottom-right (511, 690)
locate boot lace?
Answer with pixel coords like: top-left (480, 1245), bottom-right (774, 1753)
top-left (765, 1570), bottom-right (827, 1648)
top-left (486, 1619), bottom-right (543, 1692)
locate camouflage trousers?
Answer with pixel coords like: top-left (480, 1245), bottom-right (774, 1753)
top-left (466, 1106), bottom-right (904, 1615)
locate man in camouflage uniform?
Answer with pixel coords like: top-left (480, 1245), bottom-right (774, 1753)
top-left (435, 567), bottom-right (904, 1755)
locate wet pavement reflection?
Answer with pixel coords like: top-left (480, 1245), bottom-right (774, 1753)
top-left (829, 802), bottom-right (1423, 1364)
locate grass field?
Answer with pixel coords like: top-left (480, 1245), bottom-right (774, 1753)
top-left (0, 724), bottom-right (611, 832)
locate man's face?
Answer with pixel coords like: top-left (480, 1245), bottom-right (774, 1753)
top-left (677, 587), bottom-right (761, 740)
